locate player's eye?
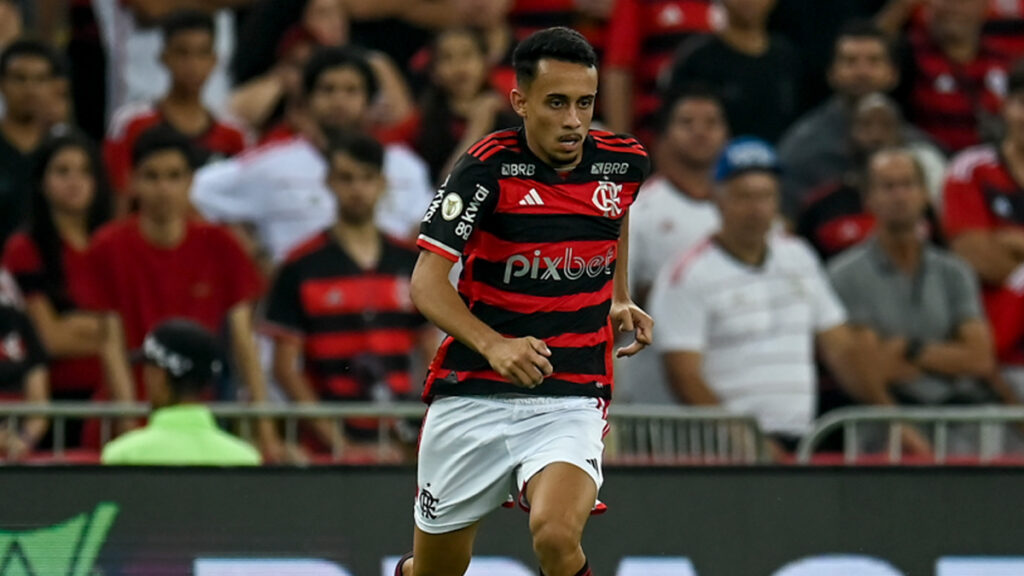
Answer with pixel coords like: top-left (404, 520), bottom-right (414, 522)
top-left (549, 99), bottom-right (565, 109)
top-left (579, 98), bottom-right (594, 109)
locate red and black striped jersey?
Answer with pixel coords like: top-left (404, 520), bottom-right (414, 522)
top-left (262, 231), bottom-right (427, 401)
top-left (417, 127), bottom-right (651, 400)
top-left (905, 30), bottom-right (1010, 154)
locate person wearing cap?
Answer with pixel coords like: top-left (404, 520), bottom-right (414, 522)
top-left (101, 319), bottom-right (261, 466)
top-left (649, 136), bottom-right (923, 459)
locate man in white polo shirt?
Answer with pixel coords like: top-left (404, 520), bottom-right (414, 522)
top-left (649, 137), bottom-right (897, 458)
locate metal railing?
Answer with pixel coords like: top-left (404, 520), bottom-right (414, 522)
top-left (0, 401), bottom-right (766, 464)
top-left (796, 406), bottom-right (1024, 464)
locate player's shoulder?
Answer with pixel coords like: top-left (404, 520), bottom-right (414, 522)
top-left (948, 144), bottom-right (999, 182)
top-left (586, 129), bottom-right (650, 180)
top-left (662, 237), bottom-right (716, 288)
top-left (771, 233), bottom-right (822, 268)
top-left (2, 232), bottom-right (39, 262)
top-left (282, 230), bottom-right (332, 267)
top-left (448, 129), bottom-right (522, 183)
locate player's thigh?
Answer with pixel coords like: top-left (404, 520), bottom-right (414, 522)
top-left (525, 461), bottom-right (597, 538)
top-left (413, 523), bottom-right (479, 576)
top-left (416, 396), bottom-right (516, 534)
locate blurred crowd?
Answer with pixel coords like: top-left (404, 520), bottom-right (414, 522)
top-left (0, 0), bottom-right (1023, 464)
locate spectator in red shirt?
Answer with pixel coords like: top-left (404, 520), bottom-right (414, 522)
top-left (897, 0), bottom-right (1010, 153)
top-left (264, 131), bottom-right (437, 459)
top-left (414, 28), bottom-right (520, 184)
top-left (602, 0), bottom-right (719, 142)
top-left (943, 63), bottom-right (1024, 394)
top-left (1, 134), bottom-right (128, 446)
top-left (86, 126), bottom-right (283, 459)
top-left (103, 11), bottom-right (248, 213)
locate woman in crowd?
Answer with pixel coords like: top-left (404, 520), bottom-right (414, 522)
top-left (414, 27), bottom-right (519, 184)
top-left (1, 133), bottom-right (114, 446)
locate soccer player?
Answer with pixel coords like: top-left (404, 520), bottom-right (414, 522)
top-left (396, 27), bottom-right (652, 576)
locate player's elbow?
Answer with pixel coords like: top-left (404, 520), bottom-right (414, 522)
top-left (410, 263), bottom-right (433, 315)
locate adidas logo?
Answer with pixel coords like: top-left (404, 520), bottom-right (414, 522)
top-left (518, 189), bottom-right (545, 206)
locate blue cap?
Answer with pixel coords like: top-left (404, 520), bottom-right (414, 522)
top-left (714, 136), bottom-right (781, 183)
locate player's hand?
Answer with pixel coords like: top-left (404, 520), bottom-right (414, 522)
top-left (611, 300), bottom-right (653, 358)
top-left (483, 336), bottom-right (554, 388)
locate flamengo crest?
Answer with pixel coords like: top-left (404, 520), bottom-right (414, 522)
top-left (592, 181), bottom-right (622, 217)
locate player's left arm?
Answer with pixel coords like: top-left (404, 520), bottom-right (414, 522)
top-left (611, 214), bottom-right (654, 358)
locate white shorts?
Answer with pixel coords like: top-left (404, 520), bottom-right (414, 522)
top-left (414, 395), bottom-right (609, 534)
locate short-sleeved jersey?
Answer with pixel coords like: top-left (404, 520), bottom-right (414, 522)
top-left (263, 231), bottom-right (426, 401)
top-left (417, 128), bottom-right (651, 400)
top-left (942, 145), bottom-right (1024, 362)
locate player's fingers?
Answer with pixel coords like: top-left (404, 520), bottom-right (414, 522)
top-left (530, 353), bottom-right (554, 377)
top-left (617, 310), bottom-right (635, 333)
top-left (505, 364), bottom-right (534, 388)
top-left (615, 340), bottom-right (646, 358)
top-left (527, 337), bottom-right (551, 356)
top-left (636, 321), bottom-right (654, 345)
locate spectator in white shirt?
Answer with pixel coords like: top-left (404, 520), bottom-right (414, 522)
top-left (649, 136), bottom-right (916, 458)
top-left (191, 46), bottom-right (432, 267)
top-left (619, 85), bottom-right (728, 404)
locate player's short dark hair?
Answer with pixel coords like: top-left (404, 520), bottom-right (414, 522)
top-left (513, 27), bottom-right (597, 87)
top-left (1009, 60), bottom-right (1024, 96)
top-left (302, 46), bottom-right (379, 101)
top-left (324, 129), bottom-right (385, 171)
top-left (161, 10), bottom-right (216, 44)
top-left (832, 20), bottom-right (896, 66)
top-left (657, 83), bottom-right (726, 135)
top-left (131, 126), bottom-right (198, 170)
top-left (0, 39), bottom-right (58, 77)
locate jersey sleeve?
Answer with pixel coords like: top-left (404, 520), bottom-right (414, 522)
top-left (417, 155), bottom-right (499, 262)
top-left (1, 235), bottom-right (45, 296)
top-left (649, 260), bottom-right (708, 353)
top-left (262, 261), bottom-right (305, 341)
top-left (942, 154), bottom-right (996, 238)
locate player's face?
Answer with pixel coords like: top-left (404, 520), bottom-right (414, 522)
top-left (162, 30), bottom-right (216, 95)
top-left (930, 0), bottom-right (987, 42)
top-left (829, 38), bottom-right (897, 100)
top-left (663, 98), bottom-right (728, 169)
top-left (433, 31), bottom-right (489, 102)
top-left (717, 172), bottom-right (778, 241)
top-left (308, 66), bottom-right (370, 131)
top-left (43, 146), bottom-right (95, 216)
top-left (512, 59), bottom-right (597, 169)
top-left (850, 105), bottom-right (901, 158)
top-left (328, 151), bottom-right (384, 226)
top-left (866, 153), bottom-right (927, 233)
top-left (1004, 91), bottom-right (1024, 147)
top-left (133, 150), bottom-right (193, 224)
top-left (0, 55), bottom-right (52, 121)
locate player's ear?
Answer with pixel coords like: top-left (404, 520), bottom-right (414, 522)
top-left (510, 89), bottom-right (527, 119)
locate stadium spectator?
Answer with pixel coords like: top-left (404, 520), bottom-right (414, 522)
top-left (602, 0), bottom-right (719, 143)
top-left (83, 126), bottom-right (283, 458)
top-left (876, 0), bottom-right (1024, 58)
top-left (943, 64), bottom-right (1024, 398)
top-left (664, 0), bottom-right (800, 143)
top-left (0, 275), bottom-right (48, 462)
top-left (1, 134), bottom-right (123, 446)
top-left (263, 132), bottom-right (435, 458)
top-left (619, 87), bottom-right (727, 404)
top-left (650, 137), bottom-right (907, 458)
top-left (796, 93), bottom-right (946, 261)
top-left (897, 0), bottom-right (1010, 153)
top-left (829, 148), bottom-right (1000, 411)
top-left (508, 0), bottom-right (612, 63)
top-left (191, 46), bottom-right (432, 267)
top-left (413, 27), bottom-right (520, 184)
top-left (91, 0), bottom-right (248, 120)
top-left (104, 11), bottom-right (248, 213)
top-left (0, 40), bottom-right (58, 248)
top-left (777, 21), bottom-right (901, 218)
top-left (100, 319), bottom-right (261, 466)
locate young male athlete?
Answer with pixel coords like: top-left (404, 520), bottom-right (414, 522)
top-left (397, 27), bottom-right (653, 576)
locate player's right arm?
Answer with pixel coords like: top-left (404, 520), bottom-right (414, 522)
top-left (413, 153), bottom-right (553, 388)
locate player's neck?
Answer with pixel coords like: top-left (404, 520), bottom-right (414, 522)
top-left (332, 221), bottom-right (381, 270)
top-left (715, 230), bottom-right (768, 266)
top-left (164, 85), bottom-right (204, 108)
top-left (139, 215), bottom-right (187, 248)
top-left (160, 92), bottom-right (210, 136)
top-left (720, 25), bottom-right (769, 56)
top-left (525, 135), bottom-right (583, 172)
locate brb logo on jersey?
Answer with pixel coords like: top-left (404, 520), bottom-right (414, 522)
top-left (503, 248), bottom-right (615, 284)
top-left (592, 181), bottom-right (622, 217)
